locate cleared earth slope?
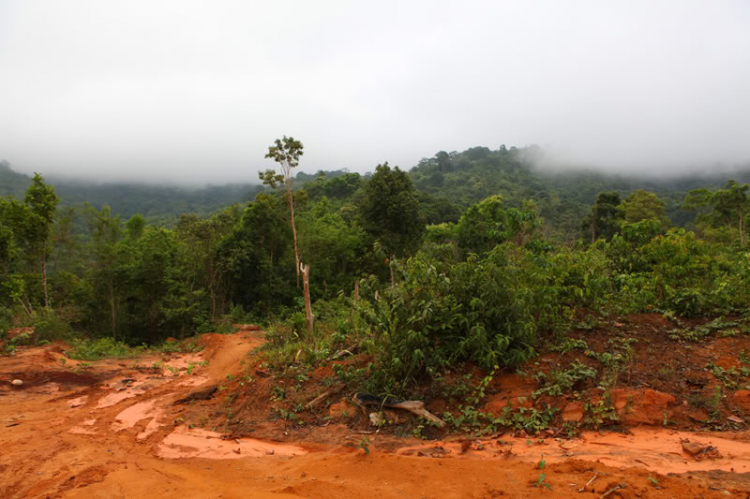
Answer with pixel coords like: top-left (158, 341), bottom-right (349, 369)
top-left (1, 330), bottom-right (750, 498)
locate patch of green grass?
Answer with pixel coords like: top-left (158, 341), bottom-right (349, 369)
top-left (67, 337), bottom-right (138, 360)
top-left (149, 339), bottom-right (204, 354)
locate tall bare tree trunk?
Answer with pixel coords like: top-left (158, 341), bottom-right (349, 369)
top-left (354, 279), bottom-right (359, 301)
top-left (286, 179), bottom-right (301, 288)
top-left (302, 263), bottom-right (313, 334)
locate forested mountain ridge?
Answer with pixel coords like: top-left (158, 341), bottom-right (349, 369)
top-left (0, 160), bottom-right (30, 199)
top-left (1, 160), bottom-right (263, 225)
top-left (4, 148), bottom-right (750, 234)
top-left (409, 146), bottom-right (750, 235)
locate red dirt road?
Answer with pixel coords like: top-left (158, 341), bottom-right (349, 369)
top-left (2, 333), bottom-right (750, 498)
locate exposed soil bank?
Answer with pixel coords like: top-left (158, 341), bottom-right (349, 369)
top-left (2, 330), bottom-right (750, 498)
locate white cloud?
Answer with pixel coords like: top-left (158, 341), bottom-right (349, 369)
top-left (1, 0), bottom-right (749, 183)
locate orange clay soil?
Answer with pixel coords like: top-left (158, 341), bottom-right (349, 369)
top-left (2, 330), bottom-right (750, 498)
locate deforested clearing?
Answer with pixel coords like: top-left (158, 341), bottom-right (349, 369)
top-left (3, 2), bottom-right (750, 496)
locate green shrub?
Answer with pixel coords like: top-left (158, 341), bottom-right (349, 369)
top-left (228, 304), bottom-right (249, 323)
top-left (0, 306), bottom-right (11, 341)
top-left (34, 311), bottom-right (75, 343)
top-left (213, 317), bottom-right (236, 334)
top-left (8, 331), bottom-right (32, 347)
top-left (67, 337), bottom-right (138, 360)
top-left (532, 360), bottom-right (597, 398)
top-left (359, 244), bottom-right (568, 394)
top-left (546, 245), bottom-right (612, 310)
top-left (603, 226), bottom-right (741, 317)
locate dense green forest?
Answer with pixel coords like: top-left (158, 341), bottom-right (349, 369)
top-left (409, 146), bottom-right (750, 235)
top-left (5, 149), bottom-right (750, 232)
top-left (2, 144), bottom-right (750, 396)
top-left (1, 160), bottom-right (263, 226)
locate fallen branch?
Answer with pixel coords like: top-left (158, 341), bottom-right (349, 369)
top-left (600, 484), bottom-right (624, 498)
top-left (330, 341), bottom-right (362, 361)
top-left (390, 400), bottom-right (446, 428)
top-left (352, 393), bottom-right (446, 428)
top-left (306, 383), bottom-right (345, 410)
top-left (578, 474), bottom-right (599, 493)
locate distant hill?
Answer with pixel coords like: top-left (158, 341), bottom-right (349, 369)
top-left (4, 150), bottom-right (750, 235)
top-left (0, 160), bottom-right (263, 225)
top-left (409, 146), bottom-right (750, 236)
top-left (0, 160), bottom-right (31, 198)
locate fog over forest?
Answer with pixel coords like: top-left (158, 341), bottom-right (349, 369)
top-left (6, 5), bottom-right (750, 494)
top-left (1, 0), bottom-right (749, 184)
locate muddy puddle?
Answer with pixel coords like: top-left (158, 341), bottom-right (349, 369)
top-left (111, 399), bottom-right (165, 439)
top-left (95, 364), bottom-right (205, 408)
top-left (157, 426), bottom-right (308, 460)
top-left (97, 381), bottom-right (147, 408)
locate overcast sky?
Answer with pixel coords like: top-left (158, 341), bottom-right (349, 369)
top-left (1, 0), bottom-right (749, 184)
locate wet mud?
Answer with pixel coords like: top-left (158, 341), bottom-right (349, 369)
top-left (2, 331), bottom-right (750, 498)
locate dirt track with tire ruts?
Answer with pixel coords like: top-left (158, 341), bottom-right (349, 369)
top-left (3, 330), bottom-right (750, 498)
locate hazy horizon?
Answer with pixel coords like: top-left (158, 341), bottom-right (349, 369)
top-left (2, 1), bottom-right (749, 184)
top-left (6, 147), bottom-right (750, 189)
